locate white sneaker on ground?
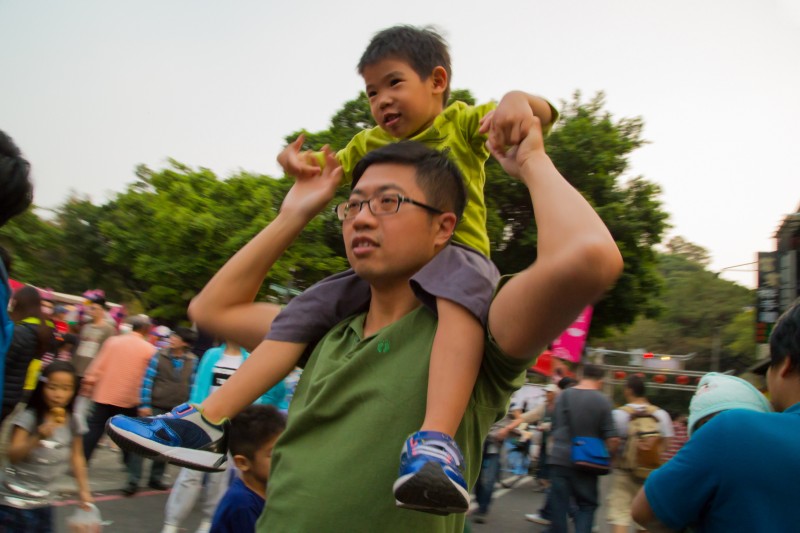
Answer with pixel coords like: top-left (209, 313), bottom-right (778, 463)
top-left (525, 513), bottom-right (552, 525)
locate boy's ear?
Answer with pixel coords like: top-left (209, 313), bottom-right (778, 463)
top-left (430, 66), bottom-right (448, 96)
top-left (232, 454), bottom-right (251, 472)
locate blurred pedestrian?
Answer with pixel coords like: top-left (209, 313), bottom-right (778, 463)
top-left (128, 326), bottom-right (199, 494)
top-left (80, 315), bottom-right (155, 479)
top-left (0, 130), bottom-right (33, 407)
top-left (2, 286), bottom-right (55, 422)
top-left (0, 361), bottom-right (91, 532)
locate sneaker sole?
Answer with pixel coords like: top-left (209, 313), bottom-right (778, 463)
top-left (393, 462), bottom-right (469, 515)
top-left (106, 421), bottom-right (227, 472)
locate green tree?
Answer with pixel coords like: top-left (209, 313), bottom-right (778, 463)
top-left (595, 238), bottom-right (756, 373)
top-left (0, 209), bottom-right (63, 289)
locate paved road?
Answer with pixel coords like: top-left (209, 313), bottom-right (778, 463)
top-left (51, 446), bottom-right (622, 532)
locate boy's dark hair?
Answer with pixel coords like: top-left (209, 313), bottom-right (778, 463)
top-left (0, 131), bottom-right (33, 227)
top-left (357, 25), bottom-right (451, 106)
top-left (58, 333), bottom-right (79, 349)
top-left (769, 298), bottom-right (800, 375)
top-left (173, 326), bottom-right (198, 347)
top-left (229, 404), bottom-right (286, 460)
top-left (625, 375), bottom-right (646, 398)
top-left (28, 360), bottom-right (78, 425)
top-left (12, 285), bottom-right (54, 358)
top-left (581, 363), bottom-right (605, 381)
top-left (351, 141), bottom-right (466, 222)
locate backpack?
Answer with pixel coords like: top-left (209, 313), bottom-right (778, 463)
top-left (619, 404), bottom-right (665, 480)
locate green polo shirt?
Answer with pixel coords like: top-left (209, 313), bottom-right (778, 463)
top-left (257, 301), bottom-right (531, 532)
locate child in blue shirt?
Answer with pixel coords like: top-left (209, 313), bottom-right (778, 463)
top-left (210, 405), bottom-right (285, 533)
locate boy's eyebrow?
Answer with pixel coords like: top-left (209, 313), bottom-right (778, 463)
top-left (365, 71), bottom-right (405, 89)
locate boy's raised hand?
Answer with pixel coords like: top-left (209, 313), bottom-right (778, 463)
top-left (277, 134), bottom-right (323, 179)
top-left (480, 92), bottom-right (537, 157)
top-left (280, 145), bottom-right (342, 220)
top-left (486, 115), bottom-right (545, 180)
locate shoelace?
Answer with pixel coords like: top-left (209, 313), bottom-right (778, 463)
top-left (412, 440), bottom-right (463, 467)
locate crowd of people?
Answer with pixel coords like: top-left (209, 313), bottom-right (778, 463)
top-left (1, 20), bottom-right (798, 533)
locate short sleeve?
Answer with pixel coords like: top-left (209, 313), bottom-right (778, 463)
top-left (644, 418), bottom-right (724, 530)
top-left (655, 409), bottom-right (674, 438)
top-left (12, 408), bottom-right (37, 433)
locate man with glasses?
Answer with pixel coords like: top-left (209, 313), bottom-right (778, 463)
top-left (108, 120), bottom-right (622, 532)
top-left (632, 299), bottom-right (800, 532)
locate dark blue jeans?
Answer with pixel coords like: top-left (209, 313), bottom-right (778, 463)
top-left (474, 452), bottom-right (501, 514)
top-left (549, 465), bottom-right (599, 533)
top-left (0, 504), bottom-right (54, 532)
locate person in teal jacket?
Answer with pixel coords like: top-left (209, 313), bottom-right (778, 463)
top-left (160, 340), bottom-right (288, 533)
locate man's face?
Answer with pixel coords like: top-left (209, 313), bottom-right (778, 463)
top-left (342, 163), bottom-right (448, 287)
top-left (361, 58), bottom-right (444, 139)
top-left (169, 334), bottom-right (187, 351)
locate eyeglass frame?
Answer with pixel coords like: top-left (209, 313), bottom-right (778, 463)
top-left (333, 193), bottom-right (444, 221)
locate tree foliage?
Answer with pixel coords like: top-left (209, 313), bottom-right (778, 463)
top-left (594, 238), bottom-right (756, 373)
top-left (2, 89), bottom-right (669, 330)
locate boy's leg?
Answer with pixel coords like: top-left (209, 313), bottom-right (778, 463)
top-left (421, 299), bottom-right (483, 437)
top-left (394, 244), bottom-right (499, 515)
top-left (106, 339), bottom-right (303, 471)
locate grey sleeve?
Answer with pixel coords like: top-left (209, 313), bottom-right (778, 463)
top-left (600, 399), bottom-right (618, 439)
top-left (12, 408), bottom-right (37, 434)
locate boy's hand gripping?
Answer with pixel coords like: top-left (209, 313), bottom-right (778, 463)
top-left (480, 92), bottom-right (537, 157)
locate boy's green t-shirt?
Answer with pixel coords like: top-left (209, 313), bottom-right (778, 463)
top-left (257, 304), bottom-right (532, 533)
top-left (337, 100), bottom-right (496, 257)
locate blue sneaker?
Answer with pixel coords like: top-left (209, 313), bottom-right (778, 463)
top-left (106, 403), bottom-right (229, 472)
top-left (392, 430), bottom-right (469, 515)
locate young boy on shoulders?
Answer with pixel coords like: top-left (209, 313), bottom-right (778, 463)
top-left (108, 24), bottom-right (557, 515)
top-left (209, 405), bottom-right (285, 533)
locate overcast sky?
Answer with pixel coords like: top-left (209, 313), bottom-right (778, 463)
top-left (2, 0), bottom-right (798, 288)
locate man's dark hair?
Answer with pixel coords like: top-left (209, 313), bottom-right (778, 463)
top-left (87, 295), bottom-right (107, 308)
top-left (625, 375), bottom-right (646, 398)
top-left (557, 376), bottom-right (577, 390)
top-left (581, 363), bottom-right (605, 381)
top-left (769, 298), bottom-right (800, 374)
top-left (0, 131), bottom-right (33, 227)
top-left (173, 326), bottom-right (198, 346)
top-left (229, 404), bottom-right (286, 460)
top-left (357, 25), bottom-right (452, 105)
top-left (351, 141), bottom-right (466, 222)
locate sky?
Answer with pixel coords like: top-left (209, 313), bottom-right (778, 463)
top-left (2, 0), bottom-right (799, 289)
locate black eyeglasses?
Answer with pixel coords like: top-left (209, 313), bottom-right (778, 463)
top-left (334, 193), bottom-right (443, 221)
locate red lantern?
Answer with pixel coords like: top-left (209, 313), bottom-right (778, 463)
top-left (643, 352), bottom-right (654, 359)
top-left (676, 375), bottom-right (690, 385)
top-left (614, 371), bottom-right (627, 380)
top-left (652, 374), bottom-right (667, 384)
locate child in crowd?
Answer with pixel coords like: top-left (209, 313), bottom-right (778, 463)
top-left (109, 24), bottom-right (556, 514)
top-left (160, 340), bottom-right (288, 533)
top-left (209, 405), bottom-right (285, 533)
top-left (0, 361), bottom-right (92, 532)
top-left (687, 372), bottom-right (772, 435)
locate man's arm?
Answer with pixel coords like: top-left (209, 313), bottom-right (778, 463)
top-left (487, 118), bottom-right (623, 360)
top-left (188, 147), bottom-right (343, 351)
top-left (138, 353), bottom-right (160, 416)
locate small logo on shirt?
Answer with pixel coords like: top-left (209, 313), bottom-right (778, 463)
top-left (377, 340), bottom-right (390, 353)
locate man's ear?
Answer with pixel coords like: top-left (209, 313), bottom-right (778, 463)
top-left (232, 454), bottom-right (250, 472)
top-left (778, 356), bottom-right (797, 379)
top-left (434, 212), bottom-right (458, 246)
top-left (430, 66), bottom-right (448, 96)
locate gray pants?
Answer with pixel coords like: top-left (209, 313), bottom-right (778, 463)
top-left (164, 466), bottom-right (230, 526)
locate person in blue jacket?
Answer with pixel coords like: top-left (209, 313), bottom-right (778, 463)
top-left (0, 130), bottom-right (34, 404)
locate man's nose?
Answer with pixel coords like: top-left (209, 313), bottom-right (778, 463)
top-left (351, 203), bottom-right (378, 227)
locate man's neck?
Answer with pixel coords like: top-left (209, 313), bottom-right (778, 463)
top-left (575, 379), bottom-right (600, 390)
top-left (362, 282), bottom-right (421, 337)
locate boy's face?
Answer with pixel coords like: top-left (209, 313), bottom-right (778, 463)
top-left (361, 58), bottom-right (446, 139)
top-left (244, 434), bottom-right (281, 488)
top-left (169, 334), bottom-right (187, 351)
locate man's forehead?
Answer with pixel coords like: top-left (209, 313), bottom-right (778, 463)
top-left (351, 163), bottom-right (420, 196)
